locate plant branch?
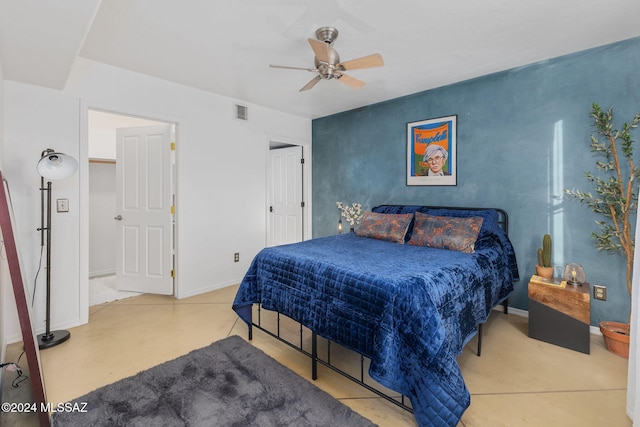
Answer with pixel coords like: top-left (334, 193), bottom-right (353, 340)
top-left (564, 104), bottom-right (640, 329)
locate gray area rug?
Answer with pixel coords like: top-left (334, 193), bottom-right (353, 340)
top-left (51, 335), bottom-right (376, 426)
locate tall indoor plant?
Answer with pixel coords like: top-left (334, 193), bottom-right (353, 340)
top-left (565, 104), bottom-right (640, 356)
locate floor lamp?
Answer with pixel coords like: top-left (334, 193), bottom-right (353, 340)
top-left (36, 149), bottom-right (78, 349)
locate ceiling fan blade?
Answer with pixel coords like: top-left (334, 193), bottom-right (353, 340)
top-left (300, 75), bottom-right (322, 92)
top-left (336, 73), bottom-right (365, 89)
top-left (270, 64), bottom-right (316, 72)
top-left (308, 38), bottom-right (330, 63)
top-left (339, 53), bottom-right (384, 71)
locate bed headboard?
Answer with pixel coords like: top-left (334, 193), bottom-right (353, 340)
top-left (371, 205), bottom-right (509, 235)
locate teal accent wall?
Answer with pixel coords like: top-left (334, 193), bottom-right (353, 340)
top-left (312, 37), bottom-right (640, 326)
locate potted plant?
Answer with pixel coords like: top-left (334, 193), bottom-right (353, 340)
top-left (565, 103), bottom-right (640, 358)
top-left (535, 234), bottom-right (554, 279)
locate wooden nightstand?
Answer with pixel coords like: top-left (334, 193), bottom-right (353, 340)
top-left (528, 275), bottom-right (591, 354)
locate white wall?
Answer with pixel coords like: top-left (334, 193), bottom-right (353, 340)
top-left (0, 58), bottom-right (4, 165)
top-left (2, 58), bottom-right (311, 341)
top-left (88, 110), bottom-right (165, 160)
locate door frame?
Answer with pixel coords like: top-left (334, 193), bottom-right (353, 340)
top-left (266, 137), bottom-right (312, 245)
top-left (79, 99), bottom-right (180, 324)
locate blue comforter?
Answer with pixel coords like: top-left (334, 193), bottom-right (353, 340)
top-left (233, 229), bottom-right (517, 426)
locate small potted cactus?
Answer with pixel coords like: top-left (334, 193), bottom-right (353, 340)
top-left (535, 234), bottom-right (554, 279)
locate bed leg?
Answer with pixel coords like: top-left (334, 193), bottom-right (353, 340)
top-left (477, 324), bottom-right (482, 357)
top-left (311, 331), bottom-right (318, 381)
top-left (248, 324), bottom-right (253, 341)
top-left (503, 298), bottom-right (509, 314)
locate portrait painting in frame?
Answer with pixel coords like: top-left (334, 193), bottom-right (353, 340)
top-left (407, 115), bottom-right (457, 186)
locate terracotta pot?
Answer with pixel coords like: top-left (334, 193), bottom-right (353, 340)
top-left (535, 265), bottom-right (554, 280)
top-left (599, 321), bottom-right (630, 359)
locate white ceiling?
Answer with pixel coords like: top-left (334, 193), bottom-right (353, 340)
top-left (1, 0), bottom-right (639, 119)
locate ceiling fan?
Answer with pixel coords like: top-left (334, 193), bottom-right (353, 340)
top-left (270, 27), bottom-right (384, 92)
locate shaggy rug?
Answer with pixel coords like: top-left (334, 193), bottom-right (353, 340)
top-left (51, 335), bottom-right (376, 426)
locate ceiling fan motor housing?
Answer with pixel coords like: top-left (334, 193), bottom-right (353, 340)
top-left (313, 27), bottom-right (341, 79)
top-left (315, 27), bottom-right (339, 45)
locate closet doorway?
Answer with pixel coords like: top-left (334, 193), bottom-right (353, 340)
top-left (88, 110), bottom-right (176, 306)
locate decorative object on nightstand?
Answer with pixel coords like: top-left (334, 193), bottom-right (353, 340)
top-left (528, 274), bottom-right (590, 354)
top-left (535, 234), bottom-right (553, 280)
top-left (564, 103), bottom-right (640, 358)
top-left (563, 263), bottom-right (586, 286)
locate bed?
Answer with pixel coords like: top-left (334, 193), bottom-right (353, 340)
top-left (233, 205), bottom-right (519, 426)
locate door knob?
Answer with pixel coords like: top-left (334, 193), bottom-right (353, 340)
top-left (114, 215), bottom-right (123, 221)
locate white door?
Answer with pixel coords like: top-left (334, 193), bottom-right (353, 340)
top-left (268, 146), bottom-right (304, 246)
top-left (115, 125), bottom-right (173, 294)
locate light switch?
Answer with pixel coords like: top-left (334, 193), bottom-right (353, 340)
top-left (56, 199), bottom-right (69, 212)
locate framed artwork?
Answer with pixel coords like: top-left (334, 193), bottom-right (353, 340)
top-left (407, 115), bottom-right (457, 186)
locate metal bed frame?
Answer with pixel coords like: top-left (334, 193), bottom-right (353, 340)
top-left (246, 300), bottom-right (508, 413)
top-left (247, 307), bottom-right (415, 411)
top-left (243, 206), bottom-right (512, 414)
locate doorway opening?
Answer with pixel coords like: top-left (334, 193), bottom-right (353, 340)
top-left (87, 109), bottom-right (176, 306)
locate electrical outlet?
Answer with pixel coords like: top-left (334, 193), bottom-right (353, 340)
top-left (593, 284), bottom-right (607, 301)
top-left (56, 198), bottom-right (69, 212)
top-left (234, 253), bottom-right (239, 263)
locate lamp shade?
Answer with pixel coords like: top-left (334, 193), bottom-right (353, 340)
top-left (37, 152), bottom-right (78, 180)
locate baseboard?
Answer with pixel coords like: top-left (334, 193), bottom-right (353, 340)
top-left (176, 279), bottom-right (240, 299)
top-left (89, 269), bottom-right (116, 279)
top-left (590, 325), bottom-right (603, 336)
top-left (503, 306), bottom-right (528, 318)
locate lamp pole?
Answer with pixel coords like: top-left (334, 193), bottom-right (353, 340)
top-left (36, 149), bottom-right (74, 349)
top-left (40, 178), bottom-right (54, 342)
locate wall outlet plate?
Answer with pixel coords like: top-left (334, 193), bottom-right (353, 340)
top-left (593, 284), bottom-right (607, 301)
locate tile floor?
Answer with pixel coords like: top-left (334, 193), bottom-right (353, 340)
top-left (1, 284), bottom-right (631, 426)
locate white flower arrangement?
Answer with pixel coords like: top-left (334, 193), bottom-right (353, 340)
top-left (336, 202), bottom-right (364, 226)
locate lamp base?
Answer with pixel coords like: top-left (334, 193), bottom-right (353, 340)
top-left (37, 330), bottom-right (71, 349)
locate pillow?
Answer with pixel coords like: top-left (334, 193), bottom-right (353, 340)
top-left (418, 207), bottom-right (499, 240)
top-left (408, 212), bottom-right (483, 253)
top-left (355, 211), bottom-right (414, 244)
top-left (371, 205), bottom-right (422, 241)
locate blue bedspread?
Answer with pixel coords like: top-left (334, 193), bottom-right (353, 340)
top-left (233, 228), bottom-right (518, 426)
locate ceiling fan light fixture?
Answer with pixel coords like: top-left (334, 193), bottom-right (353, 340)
top-left (317, 63), bottom-right (335, 79)
top-left (270, 26), bottom-right (383, 92)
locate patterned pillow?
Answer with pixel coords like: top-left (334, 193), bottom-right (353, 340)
top-left (355, 211), bottom-right (414, 244)
top-left (418, 207), bottom-right (499, 240)
top-left (408, 212), bottom-right (483, 253)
